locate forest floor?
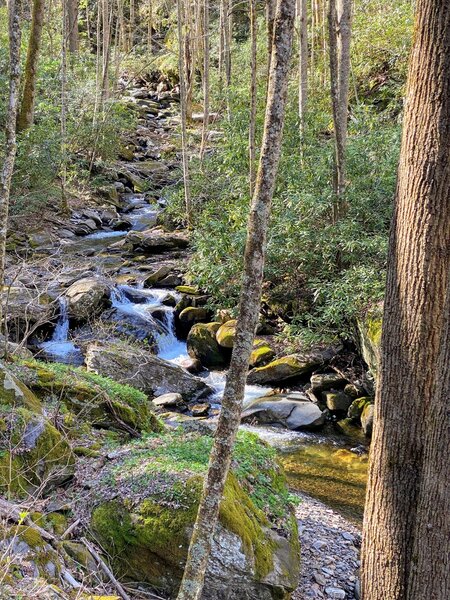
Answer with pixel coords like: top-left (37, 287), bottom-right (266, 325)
top-left (294, 494), bottom-right (361, 600)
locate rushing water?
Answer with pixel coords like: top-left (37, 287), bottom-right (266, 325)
top-left (39, 195), bottom-right (368, 521)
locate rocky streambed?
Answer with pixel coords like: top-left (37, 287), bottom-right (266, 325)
top-left (1, 76), bottom-right (369, 599)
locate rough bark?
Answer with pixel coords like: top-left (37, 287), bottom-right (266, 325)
top-left (101, 0), bottom-right (111, 101)
top-left (176, 0), bottom-right (192, 225)
top-left (176, 0), bottom-right (296, 597)
top-left (297, 0), bottom-right (308, 133)
top-left (16, 0), bottom-right (44, 132)
top-left (147, 0), bottom-right (153, 52)
top-left (266, 0), bottom-right (276, 79)
top-left (199, 0), bottom-right (210, 160)
top-left (0, 0), bottom-right (22, 333)
top-left (60, 0), bottom-right (68, 213)
top-left (249, 0), bottom-right (257, 194)
top-left (328, 0), bottom-right (351, 222)
top-left (361, 2), bottom-right (450, 598)
top-left (67, 0), bottom-right (79, 53)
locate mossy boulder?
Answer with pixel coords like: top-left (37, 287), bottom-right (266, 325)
top-left (361, 403), bottom-right (375, 437)
top-left (249, 344), bottom-right (276, 368)
top-left (321, 390), bottom-right (353, 414)
top-left (216, 319), bottom-right (237, 348)
top-left (90, 430), bottom-right (300, 599)
top-left (357, 308), bottom-right (382, 380)
top-left (85, 341), bottom-right (212, 401)
top-left (0, 406), bottom-right (74, 497)
top-left (187, 322), bottom-right (227, 368)
top-left (15, 359), bottom-right (161, 434)
top-left (310, 372), bottom-right (348, 393)
top-left (347, 396), bottom-right (373, 422)
top-left (247, 349), bottom-right (335, 385)
top-left (178, 307), bottom-right (212, 336)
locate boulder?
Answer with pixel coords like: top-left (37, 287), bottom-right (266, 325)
top-left (357, 308), bottom-right (382, 380)
top-left (310, 372), bottom-right (348, 393)
top-left (65, 277), bottom-right (111, 322)
top-left (247, 349), bottom-right (337, 385)
top-left (178, 307), bottom-right (211, 336)
top-left (143, 264), bottom-right (172, 287)
top-left (347, 396), bottom-right (373, 422)
top-left (90, 430), bottom-right (300, 600)
top-left (321, 391), bottom-right (353, 413)
top-left (216, 320), bottom-right (237, 348)
top-left (187, 323), bottom-right (227, 368)
top-left (85, 341), bottom-right (213, 401)
top-left (126, 228), bottom-right (189, 252)
top-left (153, 393), bottom-right (184, 408)
top-left (242, 394), bottom-right (325, 431)
top-left (361, 403), bottom-right (375, 437)
top-left (249, 344), bottom-right (276, 368)
top-left (4, 287), bottom-right (57, 338)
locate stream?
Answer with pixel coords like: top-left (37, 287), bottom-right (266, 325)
top-left (35, 93), bottom-right (368, 524)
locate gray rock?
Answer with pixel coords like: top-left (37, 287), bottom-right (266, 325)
top-left (65, 277), bottom-right (111, 322)
top-left (361, 403), bottom-right (374, 437)
top-left (325, 587), bottom-right (346, 599)
top-left (322, 391), bottom-right (353, 413)
top-left (85, 341), bottom-right (212, 402)
top-left (311, 372), bottom-right (348, 393)
top-left (126, 227), bottom-right (189, 252)
top-left (242, 395), bottom-right (325, 431)
top-left (153, 393), bottom-right (184, 408)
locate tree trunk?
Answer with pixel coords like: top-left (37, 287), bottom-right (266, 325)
top-left (0, 0), bottom-right (22, 333)
top-left (16, 0), bottom-right (44, 132)
top-left (328, 0), bottom-right (351, 222)
top-left (249, 0), bottom-right (257, 195)
top-left (297, 0), bottom-right (308, 133)
top-left (60, 0), bottom-right (68, 213)
top-left (101, 0), bottom-right (111, 101)
top-left (67, 0), bottom-right (79, 53)
top-left (176, 0), bottom-right (192, 225)
top-left (175, 0), bottom-right (296, 597)
top-left (199, 0), bottom-right (209, 160)
top-left (266, 0), bottom-right (276, 79)
top-left (147, 0), bottom-right (153, 53)
top-left (361, 2), bottom-right (450, 599)
top-left (184, 0), bottom-right (193, 121)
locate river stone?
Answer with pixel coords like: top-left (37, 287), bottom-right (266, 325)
top-left (216, 320), bottom-right (237, 348)
top-left (310, 372), bottom-right (348, 393)
top-left (153, 393), bottom-right (184, 408)
top-left (65, 277), bottom-right (111, 322)
top-left (322, 391), bottom-right (353, 413)
top-left (347, 396), bottom-right (373, 421)
top-left (242, 395), bottom-right (325, 431)
top-left (247, 349), bottom-right (336, 385)
top-left (85, 341), bottom-right (213, 402)
top-left (143, 264), bottom-right (172, 286)
top-left (178, 306), bottom-right (211, 330)
top-left (361, 403), bottom-right (374, 437)
top-left (90, 431), bottom-right (300, 600)
top-left (249, 344), bottom-right (276, 368)
top-left (126, 227), bottom-right (189, 252)
top-left (187, 323), bottom-right (227, 368)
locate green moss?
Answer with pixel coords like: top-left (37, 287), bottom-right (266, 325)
top-left (249, 344), bottom-right (276, 367)
top-left (9, 525), bottom-right (46, 548)
top-left (216, 320), bottom-right (237, 348)
top-left (73, 445), bottom-right (101, 457)
top-left (175, 285), bottom-right (200, 295)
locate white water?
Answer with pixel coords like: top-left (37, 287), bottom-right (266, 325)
top-left (38, 297), bottom-right (83, 365)
top-left (85, 230), bottom-right (127, 240)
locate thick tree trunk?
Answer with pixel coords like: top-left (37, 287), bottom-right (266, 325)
top-left (0, 0), bottom-right (22, 333)
top-left (361, 2), bottom-right (450, 599)
top-left (297, 0), bottom-right (308, 133)
top-left (177, 0), bottom-right (192, 225)
top-left (175, 0), bottom-right (296, 597)
top-left (67, 0), bottom-right (79, 53)
top-left (16, 0), bottom-right (44, 132)
top-left (328, 0), bottom-right (351, 222)
top-left (249, 0), bottom-right (257, 194)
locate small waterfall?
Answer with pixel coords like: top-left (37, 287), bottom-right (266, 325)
top-left (155, 309), bottom-right (188, 363)
top-left (38, 297), bottom-right (83, 365)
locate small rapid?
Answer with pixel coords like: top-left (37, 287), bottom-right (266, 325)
top-left (38, 297), bottom-right (84, 365)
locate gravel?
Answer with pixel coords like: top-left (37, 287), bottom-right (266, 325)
top-left (293, 494), bottom-right (361, 600)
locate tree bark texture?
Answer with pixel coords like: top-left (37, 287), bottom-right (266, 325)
top-left (297, 0), bottom-right (308, 132)
top-left (17, 0), bottom-right (44, 132)
top-left (0, 0), bottom-right (22, 333)
top-left (249, 0), bottom-right (257, 194)
top-left (176, 0), bottom-right (296, 597)
top-left (199, 0), bottom-right (210, 160)
top-left (67, 0), bottom-right (79, 53)
top-left (361, 2), bottom-right (450, 599)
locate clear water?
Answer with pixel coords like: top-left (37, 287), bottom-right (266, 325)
top-left (38, 297), bottom-right (84, 365)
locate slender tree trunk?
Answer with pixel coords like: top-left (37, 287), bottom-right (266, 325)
top-left (147, 0), bottom-right (153, 53)
top-left (0, 0), bottom-right (22, 334)
top-left (199, 0), bottom-right (210, 160)
top-left (16, 0), bottom-right (44, 132)
top-left (184, 0), bottom-right (193, 121)
top-left (129, 0), bottom-right (135, 49)
top-left (177, 0), bottom-right (192, 225)
top-left (67, 0), bottom-right (79, 53)
top-left (361, 2), bottom-right (450, 599)
top-left (101, 0), bottom-right (111, 101)
top-left (176, 0), bottom-right (296, 597)
top-left (297, 0), bottom-right (308, 133)
top-left (266, 0), bottom-right (276, 79)
top-left (249, 0), bottom-right (257, 194)
top-left (328, 0), bottom-right (351, 222)
top-left (60, 0), bottom-right (68, 213)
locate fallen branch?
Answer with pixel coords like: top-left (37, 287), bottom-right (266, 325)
top-left (81, 536), bottom-right (131, 600)
top-left (0, 497), bottom-right (55, 542)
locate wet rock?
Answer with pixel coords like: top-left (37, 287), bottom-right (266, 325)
top-left (158, 273), bottom-right (183, 287)
top-left (126, 227), bottom-right (189, 252)
top-left (65, 277), bottom-right (111, 322)
top-left (247, 349), bottom-right (338, 385)
top-left (361, 403), bottom-right (374, 437)
top-left (242, 394), bottom-right (325, 431)
top-left (143, 264), bottom-right (172, 286)
top-left (179, 357), bottom-right (203, 374)
top-left (86, 341), bottom-right (213, 402)
top-left (187, 323), bottom-right (227, 368)
top-left (310, 373), bottom-right (348, 393)
top-left (153, 393), bottom-right (184, 408)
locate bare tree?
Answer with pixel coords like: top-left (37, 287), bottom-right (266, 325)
top-left (361, 1), bottom-right (450, 598)
top-left (297, 0), bottom-right (308, 134)
top-left (249, 0), bottom-right (257, 194)
top-left (147, 0), bottom-right (153, 52)
top-left (176, 0), bottom-right (296, 597)
top-left (16, 0), bottom-right (44, 132)
top-left (0, 0), bottom-right (22, 333)
top-left (60, 0), bottom-right (68, 213)
top-left (176, 0), bottom-right (192, 225)
top-left (328, 0), bottom-right (352, 222)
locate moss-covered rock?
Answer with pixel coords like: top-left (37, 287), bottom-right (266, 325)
top-left (247, 350), bottom-right (334, 385)
top-left (187, 322), bottom-right (227, 368)
top-left (361, 403), bottom-right (375, 437)
top-left (89, 430), bottom-right (300, 599)
top-left (178, 307), bottom-right (212, 336)
top-left (347, 396), bottom-right (373, 422)
top-left (249, 344), bottom-right (276, 368)
top-left (321, 390), bottom-right (353, 413)
top-left (216, 319), bottom-right (237, 348)
top-left (357, 308), bottom-right (382, 380)
top-left (0, 407), bottom-right (75, 497)
top-left (15, 359), bottom-right (162, 434)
